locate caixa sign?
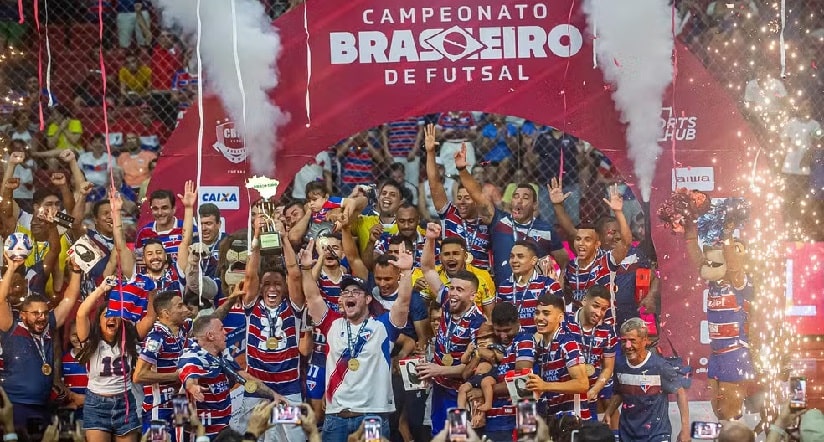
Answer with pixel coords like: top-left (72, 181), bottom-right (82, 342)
top-left (671, 167), bottom-right (714, 191)
top-left (199, 186), bottom-right (241, 210)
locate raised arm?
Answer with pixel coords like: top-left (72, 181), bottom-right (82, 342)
top-left (287, 204), bottom-right (311, 246)
top-left (603, 183), bottom-right (632, 264)
top-left (75, 279), bottom-right (113, 342)
top-left (61, 150), bottom-right (87, 200)
top-left (721, 225), bottom-right (746, 289)
top-left (110, 192), bottom-right (135, 278)
top-left (360, 223), bottom-right (383, 271)
top-left (298, 239), bottom-right (329, 324)
top-left (423, 124), bottom-right (448, 213)
top-left (683, 219), bottom-right (704, 273)
top-left (340, 215), bottom-right (369, 280)
top-left (53, 257), bottom-right (83, 328)
top-left (175, 180), bottom-right (197, 269)
top-left (70, 182), bottom-right (95, 239)
top-left (281, 222), bottom-right (305, 310)
top-left (0, 255), bottom-right (25, 332)
top-left (387, 243), bottom-right (414, 329)
top-left (214, 282), bottom-right (245, 321)
top-left (1, 152), bottom-right (24, 227)
top-left (548, 177), bottom-right (577, 240)
top-left (41, 214), bottom-right (64, 291)
top-left (421, 223), bottom-right (445, 296)
top-left (455, 143), bottom-right (495, 224)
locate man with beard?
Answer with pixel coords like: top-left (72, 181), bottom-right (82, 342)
top-left (196, 203), bottom-right (227, 262)
top-left (423, 123), bottom-right (492, 271)
top-left (410, 236), bottom-right (495, 319)
top-left (136, 181), bottom-right (196, 292)
top-left (550, 179), bottom-right (632, 312)
top-left (525, 294), bottom-right (590, 420)
top-left (564, 286), bottom-right (618, 421)
top-left (0, 253), bottom-right (81, 432)
top-left (497, 240), bottom-right (564, 334)
top-left (353, 180), bottom-right (404, 253)
top-left (135, 187), bottom-right (197, 268)
top-left (233, 228), bottom-right (306, 442)
top-left (299, 239), bottom-right (415, 442)
top-left (605, 318), bottom-right (690, 442)
top-left (415, 223), bottom-right (487, 436)
top-left (455, 143), bottom-right (569, 286)
top-left (463, 302), bottom-right (535, 441)
top-left (368, 202), bottom-right (430, 269)
top-left (371, 253), bottom-right (430, 442)
top-left (550, 177), bottom-right (657, 327)
top-left (134, 290), bottom-right (191, 437)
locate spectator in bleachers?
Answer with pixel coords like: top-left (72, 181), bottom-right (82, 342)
top-left (478, 113), bottom-right (518, 186)
top-left (119, 51), bottom-right (152, 105)
top-left (40, 105), bottom-right (83, 169)
top-left (0, 0), bottom-right (26, 51)
top-left (117, 132), bottom-right (157, 194)
top-left (134, 105), bottom-right (168, 153)
top-left (437, 111), bottom-right (477, 177)
top-left (87, 105), bottom-right (135, 148)
top-left (4, 139), bottom-right (35, 211)
top-left (335, 129), bottom-right (383, 196)
top-left (84, 0), bottom-right (116, 49)
top-left (150, 29), bottom-right (183, 92)
top-left (6, 110), bottom-right (35, 146)
top-left (138, 158), bottom-right (157, 203)
top-left (22, 76), bottom-right (57, 113)
top-left (389, 162), bottom-right (418, 205)
top-left (171, 54), bottom-right (198, 125)
top-left (77, 133), bottom-right (112, 190)
top-left (291, 150), bottom-right (333, 200)
top-left (73, 71), bottom-right (118, 108)
top-left (117, 0), bottom-right (152, 49)
top-left (86, 167), bottom-right (138, 218)
top-left (382, 117), bottom-right (423, 186)
top-left (530, 128), bottom-right (581, 227)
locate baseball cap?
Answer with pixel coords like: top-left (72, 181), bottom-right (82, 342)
top-left (340, 276), bottom-right (368, 293)
top-left (801, 409), bottom-right (824, 441)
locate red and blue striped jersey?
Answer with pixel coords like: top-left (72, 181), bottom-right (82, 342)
top-left (215, 294), bottom-right (248, 362)
top-left (374, 230), bottom-right (436, 267)
top-left (177, 343), bottom-right (238, 438)
top-left (341, 148), bottom-right (374, 184)
top-left (245, 300), bottom-right (303, 396)
top-left (533, 328), bottom-right (589, 419)
top-left (563, 312), bottom-right (617, 384)
top-left (707, 277), bottom-right (752, 352)
top-left (62, 349), bottom-right (88, 396)
top-left (311, 196), bottom-right (344, 224)
top-left (312, 269), bottom-right (347, 367)
top-left (440, 203), bottom-right (491, 270)
top-left (564, 250), bottom-right (618, 310)
top-left (485, 330), bottom-right (536, 432)
top-left (106, 274), bottom-right (157, 322)
top-left (385, 118), bottom-right (422, 157)
top-left (135, 217), bottom-right (194, 267)
top-left (433, 287), bottom-right (486, 390)
top-left (497, 273), bottom-right (563, 335)
top-left (437, 112), bottom-right (476, 132)
top-left (140, 321), bottom-right (189, 415)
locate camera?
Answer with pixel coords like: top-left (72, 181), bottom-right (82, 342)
top-left (269, 404), bottom-right (302, 425)
top-left (447, 408), bottom-right (468, 442)
top-left (790, 376), bottom-right (807, 411)
top-left (363, 416), bottom-right (382, 442)
top-left (172, 394), bottom-right (190, 426)
top-left (690, 421), bottom-right (722, 439)
top-left (517, 400), bottom-right (537, 437)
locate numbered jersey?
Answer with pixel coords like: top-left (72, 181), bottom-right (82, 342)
top-left (86, 340), bottom-right (133, 395)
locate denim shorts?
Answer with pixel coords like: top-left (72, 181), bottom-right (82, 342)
top-left (83, 390), bottom-right (141, 436)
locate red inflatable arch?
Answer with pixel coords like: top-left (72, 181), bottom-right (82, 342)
top-left (146, 0), bottom-right (759, 400)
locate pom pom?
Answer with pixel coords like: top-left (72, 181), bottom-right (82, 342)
top-left (697, 197), bottom-right (751, 244)
top-left (657, 188), bottom-right (711, 233)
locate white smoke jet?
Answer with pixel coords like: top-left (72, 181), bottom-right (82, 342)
top-left (583, 0), bottom-right (673, 201)
top-left (154, 0), bottom-right (287, 176)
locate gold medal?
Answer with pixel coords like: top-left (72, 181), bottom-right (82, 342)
top-left (42, 363), bottom-right (52, 376)
top-left (585, 364), bottom-right (596, 377)
top-left (244, 380), bottom-right (258, 394)
top-left (266, 337), bottom-right (279, 350)
top-left (348, 358), bottom-right (360, 372)
top-left (442, 354), bottom-right (454, 366)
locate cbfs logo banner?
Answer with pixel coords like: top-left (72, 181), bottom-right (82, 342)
top-left (328, 3), bottom-right (585, 86)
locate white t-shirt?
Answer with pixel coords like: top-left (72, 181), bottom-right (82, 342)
top-left (78, 152), bottom-right (113, 187)
top-left (744, 78), bottom-right (787, 115)
top-left (782, 118), bottom-right (822, 175)
top-left (86, 340), bottom-right (133, 395)
top-left (318, 311), bottom-right (400, 414)
top-left (10, 130), bottom-right (33, 144)
top-left (292, 151), bottom-right (333, 199)
top-left (422, 179), bottom-right (456, 220)
top-left (3, 156), bottom-right (35, 200)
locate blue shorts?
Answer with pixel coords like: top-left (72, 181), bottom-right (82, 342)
top-left (430, 384), bottom-right (458, 436)
top-left (83, 390), bottom-right (141, 436)
top-left (306, 363), bottom-right (326, 400)
top-left (708, 347), bottom-right (754, 383)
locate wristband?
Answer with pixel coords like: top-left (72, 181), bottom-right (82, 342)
top-left (299, 265), bottom-right (313, 271)
top-left (71, 268), bottom-right (83, 274)
top-left (196, 437), bottom-right (210, 442)
top-left (456, 165), bottom-right (467, 171)
top-left (243, 432), bottom-right (259, 441)
top-left (4, 434), bottom-right (18, 441)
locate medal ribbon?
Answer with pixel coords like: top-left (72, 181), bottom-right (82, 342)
top-left (575, 311), bottom-right (597, 368)
top-left (31, 331), bottom-right (49, 372)
top-left (264, 300), bottom-right (286, 342)
top-left (510, 216), bottom-right (536, 243)
top-left (343, 318), bottom-right (369, 360)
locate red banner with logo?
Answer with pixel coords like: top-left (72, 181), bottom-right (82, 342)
top-left (145, 0), bottom-right (763, 400)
